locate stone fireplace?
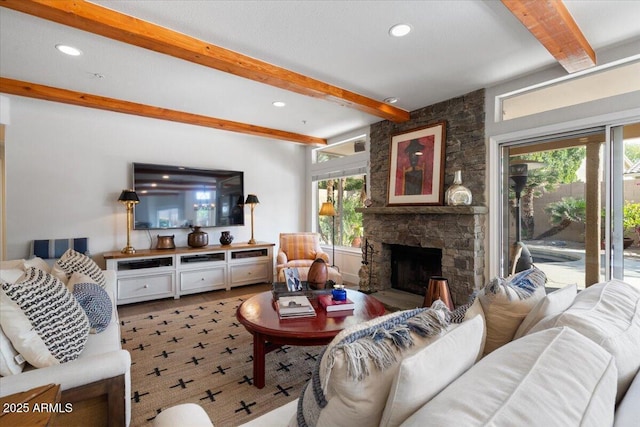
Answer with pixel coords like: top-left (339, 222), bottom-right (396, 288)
top-left (358, 89), bottom-right (487, 306)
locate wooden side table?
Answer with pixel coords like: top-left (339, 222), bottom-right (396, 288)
top-left (0, 384), bottom-right (62, 427)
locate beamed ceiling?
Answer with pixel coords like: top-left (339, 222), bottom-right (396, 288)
top-left (1, 0), bottom-right (639, 146)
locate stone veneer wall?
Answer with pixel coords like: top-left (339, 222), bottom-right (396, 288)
top-left (360, 89), bottom-right (486, 305)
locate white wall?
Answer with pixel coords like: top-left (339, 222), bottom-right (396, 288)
top-left (4, 96), bottom-right (308, 265)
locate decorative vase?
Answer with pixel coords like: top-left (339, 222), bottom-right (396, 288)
top-left (219, 231), bottom-right (234, 245)
top-left (187, 226), bottom-right (208, 248)
top-left (307, 258), bottom-right (328, 290)
top-left (424, 276), bottom-right (454, 311)
top-left (445, 170), bottom-right (472, 206)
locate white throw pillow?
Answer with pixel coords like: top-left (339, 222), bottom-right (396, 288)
top-left (24, 256), bottom-right (52, 274)
top-left (513, 283), bottom-right (577, 339)
top-left (0, 260), bottom-right (25, 270)
top-left (0, 269), bottom-right (25, 284)
top-left (401, 327), bottom-right (617, 427)
top-left (296, 302), bottom-right (452, 427)
top-left (51, 248), bottom-right (106, 286)
top-left (380, 315), bottom-right (484, 427)
top-left (0, 325), bottom-right (24, 376)
top-left (479, 267), bottom-right (546, 355)
top-left (0, 267), bottom-right (90, 368)
top-left (527, 279), bottom-right (640, 403)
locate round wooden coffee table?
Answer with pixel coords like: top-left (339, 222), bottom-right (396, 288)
top-left (236, 289), bottom-right (385, 388)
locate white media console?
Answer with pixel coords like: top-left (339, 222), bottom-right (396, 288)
top-left (104, 242), bottom-right (274, 305)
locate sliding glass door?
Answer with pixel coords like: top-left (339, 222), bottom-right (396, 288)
top-left (499, 122), bottom-right (639, 288)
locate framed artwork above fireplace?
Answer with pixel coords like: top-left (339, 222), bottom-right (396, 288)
top-left (387, 121), bottom-right (446, 206)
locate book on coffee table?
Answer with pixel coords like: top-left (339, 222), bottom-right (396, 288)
top-left (318, 294), bottom-right (355, 312)
top-left (277, 296), bottom-right (316, 318)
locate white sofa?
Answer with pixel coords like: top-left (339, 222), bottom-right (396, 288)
top-left (155, 275), bottom-right (639, 427)
top-left (0, 267), bottom-right (131, 427)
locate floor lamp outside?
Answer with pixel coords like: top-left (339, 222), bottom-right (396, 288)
top-left (319, 202), bottom-right (337, 269)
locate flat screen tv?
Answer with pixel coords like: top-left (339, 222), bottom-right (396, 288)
top-left (132, 163), bottom-right (244, 230)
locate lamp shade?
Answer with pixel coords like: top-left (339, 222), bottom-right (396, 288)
top-left (118, 189), bottom-right (139, 203)
top-left (245, 194), bottom-right (259, 205)
top-left (319, 202), bottom-right (336, 216)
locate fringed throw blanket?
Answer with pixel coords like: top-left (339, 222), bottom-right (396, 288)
top-left (296, 301), bottom-right (452, 427)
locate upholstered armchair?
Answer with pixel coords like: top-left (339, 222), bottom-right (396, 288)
top-left (276, 232), bottom-right (329, 277)
top-left (276, 232), bottom-right (342, 284)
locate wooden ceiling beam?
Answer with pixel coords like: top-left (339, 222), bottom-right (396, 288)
top-left (0, 78), bottom-right (326, 146)
top-left (0, 0), bottom-right (410, 123)
top-left (501, 0), bottom-right (596, 73)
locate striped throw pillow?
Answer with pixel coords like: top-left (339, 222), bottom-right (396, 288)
top-left (0, 267), bottom-right (90, 367)
top-left (51, 249), bottom-right (106, 287)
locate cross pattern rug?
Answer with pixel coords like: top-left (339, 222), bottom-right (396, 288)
top-left (120, 294), bottom-right (323, 426)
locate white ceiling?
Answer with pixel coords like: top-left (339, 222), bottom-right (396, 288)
top-left (1, 0), bottom-right (640, 143)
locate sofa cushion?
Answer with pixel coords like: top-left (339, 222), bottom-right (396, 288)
top-left (295, 302), bottom-right (453, 427)
top-left (380, 314), bottom-right (484, 427)
top-left (0, 267), bottom-right (90, 368)
top-left (72, 277), bottom-right (112, 334)
top-left (0, 325), bottom-right (24, 376)
top-left (513, 283), bottom-right (577, 339)
top-left (51, 249), bottom-right (106, 287)
top-left (527, 279), bottom-right (640, 403)
top-left (401, 327), bottom-right (617, 427)
top-left (479, 267), bottom-right (546, 355)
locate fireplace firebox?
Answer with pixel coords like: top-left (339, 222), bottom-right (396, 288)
top-left (390, 245), bottom-right (442, 296)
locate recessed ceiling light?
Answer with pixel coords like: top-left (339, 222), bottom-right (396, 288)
top-left (272, 101), bottom-right (286, 107)
top-left (55, 44), bottom-right (82, 56)
top-left (389, 24), bottom-right (412, 37)
top-left (384, 97), bottom-right (399, 104)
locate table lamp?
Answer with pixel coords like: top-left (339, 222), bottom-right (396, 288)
top-left (245, 194), bottom-right (259, 244)
top-left (118, 189), bottom-right (140, 254)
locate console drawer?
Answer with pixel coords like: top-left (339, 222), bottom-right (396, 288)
top-left (229, 262), bottom-right (269, 286)
top-left (180, 267), bottom-right (226, 293)
top-left (117, 273), bottom-right (174, 303)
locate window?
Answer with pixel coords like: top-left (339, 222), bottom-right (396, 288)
top-left (317, 175), bottom-right (366, 248)
top-left (499, 60), bottom-right (640, 121)
top-left (312, 132), bottom-right (368, 250)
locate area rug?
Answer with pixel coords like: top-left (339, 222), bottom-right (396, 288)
top-left (120, 294), bottom-right (323, 426)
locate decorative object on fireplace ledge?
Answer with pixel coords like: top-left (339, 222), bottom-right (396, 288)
top-left (219, 230), bottom-right (234, 245)
top-left (244, 194), bottom-right (259, 244)
top-left (388, 121), bottom-right (447, 206)
top-left (424, 276), bottom-right (454, 310)
top-left (445, 170), bottom-right (472, 206)
top-left (118, 189), bottom-right (140, 254)
top-left (188, 226), bottom-right (208, 248)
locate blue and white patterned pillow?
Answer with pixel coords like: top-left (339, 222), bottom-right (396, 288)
top-left (73, 282), bottom-right (112, 334)
top-left (51, 249), bottom-right (106, 287)
top-left (0, 267), bottom-right (90, 367)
